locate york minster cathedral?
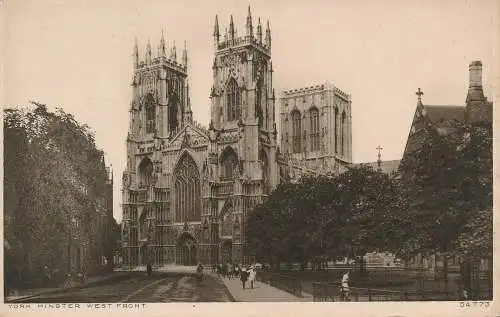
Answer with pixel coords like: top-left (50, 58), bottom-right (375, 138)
top-left (121, 7), bottom-right (353, 267)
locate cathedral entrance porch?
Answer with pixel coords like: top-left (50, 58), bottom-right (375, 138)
top-left (176, 233), bottom-right (197, 266)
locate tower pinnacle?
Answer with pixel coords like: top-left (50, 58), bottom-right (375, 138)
top-left (170, 41), bottom-right (177, 62)
top-left (256, 18), bottom-right (263, 43)
top-left (182, 41), bottom-right (188, 67)
top-left (246, 5), bottom-right (253, 37)
top-left (146, 38), bottom-right (152, 64)
top-left (159, 30), bottom-right (166, 58)
top-left (229, 15), bottom-right (235, 41)
top-left (213, 15), bottom-right (220, 49)
top-left (133, 37), bottom-right (139, 69)
top-left (265, 20), bottom-right (271, 48)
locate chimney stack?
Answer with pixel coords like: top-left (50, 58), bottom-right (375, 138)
top-left (466, 60), bottom-right (485, 104)
top-left (469, 60), bottom-right (483, 89)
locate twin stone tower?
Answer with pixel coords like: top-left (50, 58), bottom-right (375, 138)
top-left (121, 7), bottom-right (353, 267)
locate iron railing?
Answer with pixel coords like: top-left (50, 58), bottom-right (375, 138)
top-left (312, 282), bottom-right (455, 301)
top-left (256, 271), bottom-right (303, 297)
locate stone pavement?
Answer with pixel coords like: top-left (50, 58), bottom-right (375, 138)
top-left (215, 273), bottom-right (313, 302)
top-left (5, 272), bottom-right (130, 302)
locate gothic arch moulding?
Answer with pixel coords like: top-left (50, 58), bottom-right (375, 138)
top-left (173, 148), bottom-right (200, 173)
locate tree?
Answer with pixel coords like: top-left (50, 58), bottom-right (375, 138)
top-left (393, 119), bottom-right (492, 259)
top-left (245, 165), bottom-right (401, 267)
top-left (4, 102), bottom-right (113, 288)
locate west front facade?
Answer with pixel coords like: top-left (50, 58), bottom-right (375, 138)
top-left (121, 8), bottom-right (353, 267)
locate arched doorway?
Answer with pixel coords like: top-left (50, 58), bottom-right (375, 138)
top-left (176, 233), bottom-right (197, 266)
top-left (220, 239), bottom-right (232, 264)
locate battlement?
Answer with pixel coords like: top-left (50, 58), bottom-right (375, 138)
top-left (216, 36), bottom-right (270, 55)
top-left (281, 83), bottom-right (351, 102)
top-left (136, 56), bottom-right (187, 74)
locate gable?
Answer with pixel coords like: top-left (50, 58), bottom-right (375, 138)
top-left (168, 123), bottom-right (210, 149)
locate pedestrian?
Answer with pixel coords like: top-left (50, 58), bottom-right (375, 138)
top-left (240, 267), bottom-right (248, 289)
top-left (234, 264), bottom-right (240, 278)
top-left (227, 262), bottom-right (233, 280)
top-left (146, 262), bottom-right (152, 276)
top-left (341, 270), bottom-right (350, 301)
top-left (248, 265), bottom-right (256, 289)
top-left (43, 265), bottom-right (52, 287)
top-left (196, 263), bottom-right (204, 284)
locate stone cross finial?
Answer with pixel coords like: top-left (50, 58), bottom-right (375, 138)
top-left (416, 88), bottom-right (424, 104)
top-left (376, 145), bottom-right (383, 171)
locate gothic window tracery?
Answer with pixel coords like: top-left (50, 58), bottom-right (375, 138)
top-left (138, 157), bottom-right (154, 188)
top-left (144, 93), bottom-right (156, 133)
top-left (173, 153), bottom-right (201, 222)
top-left (291, 110), bottom-right (302, 153)
top-left (220, 147), bottom-right (238, 180)
top-left (226, 78), bottom-right (241, 122)
top-left (310, 107), bottom-right (320, 152)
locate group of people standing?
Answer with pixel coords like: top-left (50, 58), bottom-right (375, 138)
top-left (213, 262), bottom-right (257, 289)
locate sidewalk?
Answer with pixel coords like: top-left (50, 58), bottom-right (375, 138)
top-left (5, 272), bottom-right (131, 302)
top-left (215, 273), bottom-right (313, 302)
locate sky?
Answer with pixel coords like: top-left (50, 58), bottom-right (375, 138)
top-left (3, 0), bottom-right (498, 223)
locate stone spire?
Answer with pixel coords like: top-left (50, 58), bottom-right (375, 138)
top-left (246, 5), bottom-right (253, 38)
top-left (265, 20), bottom-right (271, 48)
top-left (229, 15), bottom-right (235, 41)
top-left (256, 18), bottom-right (263, 43)
top-left (133, 37), bottom-right (139, 69)
top-left (182, 41), bottom-right (188, 67)
top-left (170, 41), bottom-right (177, 62)
top-left (159, 30), bottom-right (166, 58)
top-left (146, 38), bottom-right (152, 64)
top-left (213, 15), bottom-right (220, 48)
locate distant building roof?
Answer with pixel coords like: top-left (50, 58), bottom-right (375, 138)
top-left (424, 105), bottom-right (465, 125)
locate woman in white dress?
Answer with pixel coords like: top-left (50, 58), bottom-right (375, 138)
top-left (248, 266), bottom-right (256, 289)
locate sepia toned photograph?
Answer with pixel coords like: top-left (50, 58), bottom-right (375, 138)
top-left (2, 0), bottom-right (496, 309)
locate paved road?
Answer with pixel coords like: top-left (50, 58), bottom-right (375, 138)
top-left (21, 272), bottom-right (233, 303)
